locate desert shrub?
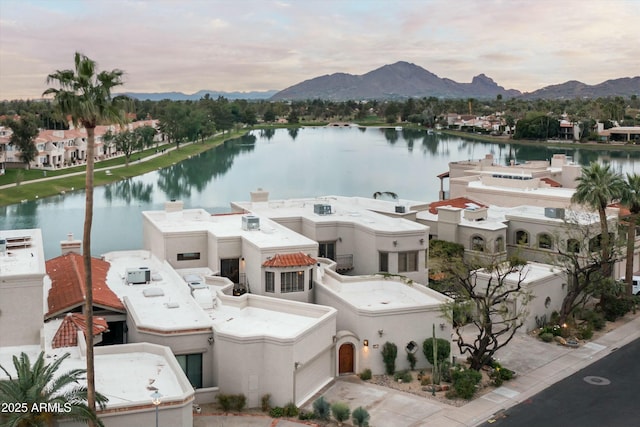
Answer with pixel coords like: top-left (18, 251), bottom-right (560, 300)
top-left (381, 342), bottom-right (398, 375)
top-left (420, 376), bottom-right (432, 386)
top-left (261, 393), bottom-right (271, 412)
top-left (331, 402), bottom-right (351, 423)
top-left (579, 309), bottom-right (606, 330)
top-left (577, 324), bottom-right (594, 340)
top-left (216, 393), bottom-right (246, 412)
top-left (451, 367), bottom-right (482, 399)
top-left (283, 401), bottom-right (299, 417)
top-left (269, 406), bottom-right (284, 418)
top-left (489, 362), bottom-right (515, 386)
top-left (540, 332), bottom-right (554, 342)
top-left (422, 338), bottom-right (451, 365)
top-left (407, 352), bottom-right (417, 370)
top-left (359, 368), bottom-right (372, 381)
top-left (540, 325), bottom-right (562, 337)
top-left (216, 394), bottom-right (232, 412)
top-left (600, 296), bottom-right (634, 321)
top-left (352, 406), bottom-right (371, 427)
top-left (440, 360), bottom-right (453, 383)
top-left (393, 370), bottom-right (412, 383)
top-left (298, 410), bottom-right (315, 420)
top-left (312, 396), bottom-right (331, 420)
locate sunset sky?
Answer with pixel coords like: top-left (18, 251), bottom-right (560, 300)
top-left (1, 0), bottom-right (638, 100)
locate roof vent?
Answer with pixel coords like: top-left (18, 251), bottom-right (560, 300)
top-left (544, 208), bottom-right (565, 219)
top-left (143, 287), bottom-right (165, 297)
top-left (242, 215), bottom-right (260, 231)
top-left (314, 204), bottom-right (333, 215)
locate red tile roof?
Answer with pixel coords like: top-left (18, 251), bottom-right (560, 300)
top-left (52, 313), bottom-right (109, 349)
top-left (262, 252), bottom-right (317, 268)
top-left (46, 253), bottom-right (125, 319)
top-left (541, 177), bottom-right (562, 187)
top-left (428, 197), bottom-right (488, 215)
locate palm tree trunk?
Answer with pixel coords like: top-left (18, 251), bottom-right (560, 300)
top-left (599, 206), bottom-right (612, 278)
top-left (625, 215), bottom-right (637, 296)
top-left (84, 127), bottom-right (96, 425)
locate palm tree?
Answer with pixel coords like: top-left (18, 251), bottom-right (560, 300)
top-left (42, 52), bottom-right (126, 422)
top-left (620, 173), bottom-right (640, 296)
top-left (0, 352), bottom-right (108, 427)
top-left (571, 163), bottom-right (624, 277)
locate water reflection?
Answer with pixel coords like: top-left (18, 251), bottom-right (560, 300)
top-left (287, 127), bottom-right (299, 140)
top-left (104, 179), bottom-right (153, 204)
top-left (155, 134), bottom-right (256, 200)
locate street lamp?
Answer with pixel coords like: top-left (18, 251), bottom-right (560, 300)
top-left (151, 390), bottom-right (162, 427)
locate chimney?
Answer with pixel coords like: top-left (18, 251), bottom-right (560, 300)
top-left (61, 233), bottom-right (82, 255)
top-left (250, 188), bottom-right (269, 203)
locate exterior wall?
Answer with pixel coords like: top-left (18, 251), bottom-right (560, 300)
top-left (212, 301), bottom-right (335, 408)
top-left (142, 214), bottom-right (167, 261)
top-left (0, 273), bottom-right (44, 346)
top-left (315, 271), bottom-right (451, 375)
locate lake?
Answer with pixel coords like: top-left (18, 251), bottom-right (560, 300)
top-left (3, 127), bottom-right (640, 259)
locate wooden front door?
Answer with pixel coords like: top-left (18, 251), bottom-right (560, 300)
top-left (338, 343), bottom-right (354, 374)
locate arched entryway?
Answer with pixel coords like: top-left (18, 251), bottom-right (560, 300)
top-left (338, 343), bottom-right (354, 374)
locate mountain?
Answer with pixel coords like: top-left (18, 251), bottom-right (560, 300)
top-left (270, 61), bottom-right (521, 101)
top-left (121, 89), bottom-right (279, 101)
top-left (520, 77), bottom-right (640, 99)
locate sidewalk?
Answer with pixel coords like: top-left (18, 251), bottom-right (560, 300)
top-left (192, 313), bottom-right (640, 427)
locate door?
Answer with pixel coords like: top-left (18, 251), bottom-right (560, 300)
top-left (338, 343), bottom-right (354, 374)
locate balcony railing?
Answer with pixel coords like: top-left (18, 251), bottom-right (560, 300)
top-left (336, 254), bottom-right (354, 272)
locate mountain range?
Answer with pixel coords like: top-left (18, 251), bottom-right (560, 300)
top-left (122, 61), bottom-right (639, 101)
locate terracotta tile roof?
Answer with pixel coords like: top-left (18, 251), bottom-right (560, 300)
top-left (428, 197), bottom-right (488, 215)
top-left (541, 177), bottom-right (562, 187)
top-left (262, 252), bottom-right (317, 268)
top-left (51, 313), bottom-right (109, 349)
top-left (46, 253), bottom-right (125, 319)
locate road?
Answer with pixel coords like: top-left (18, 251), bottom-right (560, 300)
top-left (478, 337), bottom-right (640, 427)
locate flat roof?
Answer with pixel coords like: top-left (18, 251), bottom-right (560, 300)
top-left (467, 180), bottom-right (576, 199)
top-left (103, 251), bottom-right (213, 332)
top-left (233, 196), bottom-right (428, 233)
top-left (319, 272), bottom-right (450, 312)
top-left (0, 229), bottom-right (46, 277)
top-left (207, 298), bottom-right (330, 339)
top-left (0, 344), bottom-right (187, 407)
top-left (143, 208), bottom-right (317, 248)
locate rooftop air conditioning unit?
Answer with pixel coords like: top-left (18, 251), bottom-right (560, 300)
top-left (242, 215), bottom-right (260, 231)
top-left (544, 208), bottom-right (565, 219)
top-left (395, 205), bottom-right (406, 213)
top-left (126, 267), bottom-right (151, 285)
top-left (314, 204), bottom-right (332, 215)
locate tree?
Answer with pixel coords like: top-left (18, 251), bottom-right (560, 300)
top-left (0, 351), bottom-right (108, 427)
top-left (443, 255), bottom-right (533, 370)
top-left (135, 125), bottom-right (157, 149)
top-left (552, 211), bottom-right (620, 324)
top-left (43, 52), bottom-right (126, 424)
top-left (620, 173), bottom-right (640, 296)
top-left (3, 113), bottom-right (40, 169)
top-left (571, 163), bottom-right (625, 277)
top-left (113, 129), bottom-right (141, 166)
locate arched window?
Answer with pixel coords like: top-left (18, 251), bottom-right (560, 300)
top-left (515, 230), bottom-right (529, 246)
top-left (472, 235), bottom-right (485, 252)
top-left (567, 238), bottom-right (580, 253)
top-left (494, 236), bottom-right (505, 252)
top-left (538, 233), bottom-right (553, 250)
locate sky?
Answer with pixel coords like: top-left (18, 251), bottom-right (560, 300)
top-left (0, 0), bottom-right (639, 100)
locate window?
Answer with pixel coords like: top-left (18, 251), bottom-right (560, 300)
top-left (567, 238), bottom-right (580, 253)
top-left (308, 268), bottom-right (313, 290)
top-left (265, 271), bottom-right (274, 293)
top-left (177, 252), bottom-right (200, 261)
top-left (515, 230), bottom-right (529, 246)
top-left (494, 237), bottom-right (505, 252)
top-left (398, 251), bottom-right (418, 273)
top-left (471, 236), bottom-right (485, 252)
top-left (589, 234), bottom-right (603, 252)
top-left (379, 252), bottom-right (389, 272)
top-left (176, 353), bottom-right (202, 388)
top-left (281, 271), bottom-right (305, 293)
top-left (538, 233), bottom-right (553, 250)
top-left (220, 258), bottom-right (239, 283)
top-left (318, 242), bottom-right (336, 260)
